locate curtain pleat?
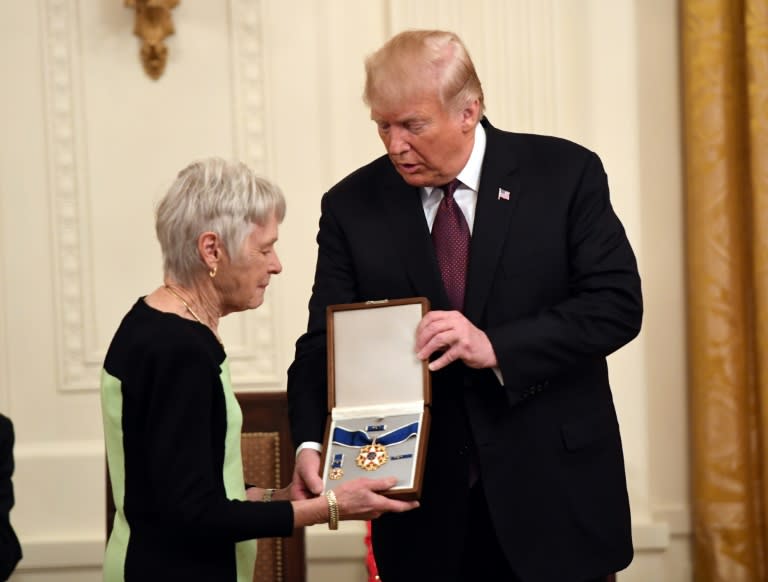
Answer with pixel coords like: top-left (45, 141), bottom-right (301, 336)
top-left (682, 0), bottom-right (768, 579)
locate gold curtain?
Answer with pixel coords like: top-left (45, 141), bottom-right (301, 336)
top-left (682, 0), bottom-right (768, 579)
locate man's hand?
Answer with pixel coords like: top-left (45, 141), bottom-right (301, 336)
top-left (290, 448), bottom-right (324, 499)
top-left (415, 310), bottom-right (498, 371)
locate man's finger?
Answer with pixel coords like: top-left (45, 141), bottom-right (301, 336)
top-left (428, 349), bottom-right (456, 371)
top-left (302, 471), bottom-right (324, 495)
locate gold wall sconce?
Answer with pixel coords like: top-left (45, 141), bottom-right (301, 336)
top-left (125, 0), bottom-right (180, 80)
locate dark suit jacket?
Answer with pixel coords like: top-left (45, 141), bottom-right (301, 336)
top-left (0, 414), bottom-right (22, 581)
top-left (288, 119), bottom-right (642, 582)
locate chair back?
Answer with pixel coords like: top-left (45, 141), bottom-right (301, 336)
top-left (241, 430), bottom-right (283, 582)
top-left (237, 391), bottom-right (306, 582)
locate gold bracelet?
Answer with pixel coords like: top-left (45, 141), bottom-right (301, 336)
top-left (326, 490), bottom-right (339, 530)
top-left (262, 488), bottom-right (276, 502)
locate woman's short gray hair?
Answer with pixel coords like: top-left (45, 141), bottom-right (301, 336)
top-left (155, 158), bottom-right (286, 285)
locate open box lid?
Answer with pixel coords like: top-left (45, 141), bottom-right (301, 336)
top-left (326, 297), bottom-right (432, 412)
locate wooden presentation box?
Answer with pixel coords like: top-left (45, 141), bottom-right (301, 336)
top-left (321, 297), bottom-right (431, 501)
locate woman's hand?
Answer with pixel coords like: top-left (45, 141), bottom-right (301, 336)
top-left (245, 487), bottom-right (265, 501)
top-left (332, 476), bottom-right (419, 521)
top-left (290, 476), bottom-right (418, 528)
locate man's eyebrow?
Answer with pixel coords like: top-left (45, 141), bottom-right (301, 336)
top-left (373, 114), bottom-right (428, 125)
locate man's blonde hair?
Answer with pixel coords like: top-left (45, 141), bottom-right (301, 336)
top-left (363, 30), bottom-right (485, 114)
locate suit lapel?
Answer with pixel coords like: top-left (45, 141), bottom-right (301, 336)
top-left (464, 123), bottom-right (521, 323)
top-left (376, 165), bottom-right (448, 306)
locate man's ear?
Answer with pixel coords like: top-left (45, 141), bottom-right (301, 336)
top-left (461, 99), bottom-right (481, 131)
top-left (198, 231), bottom-right (220, 271)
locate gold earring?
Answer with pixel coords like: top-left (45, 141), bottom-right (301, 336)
top-left (209, 266), bottom-right (217, 278)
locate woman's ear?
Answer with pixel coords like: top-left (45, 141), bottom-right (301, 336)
top-left (198, 231), bottom-right (220, 271)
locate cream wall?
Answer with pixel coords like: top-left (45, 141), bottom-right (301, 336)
top-left (0, 1), bottom-right (688, 581)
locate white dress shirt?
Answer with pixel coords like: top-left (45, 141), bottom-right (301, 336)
top-left (420, 122), bottom-right (486, 233)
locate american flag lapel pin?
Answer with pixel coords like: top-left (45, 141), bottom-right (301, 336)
top-left (497, 187), bottom-right (510, 201)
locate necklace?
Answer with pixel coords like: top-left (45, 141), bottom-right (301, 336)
top-left (163, 285), bottom-right (222, 345)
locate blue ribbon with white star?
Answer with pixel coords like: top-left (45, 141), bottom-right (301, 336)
top-left (332, 422), bottom-right (419, 448)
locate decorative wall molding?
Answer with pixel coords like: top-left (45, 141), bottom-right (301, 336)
top-left (632, 521), bottom-right (670, 552)
top-left (14, 439), bottom-right (103, 459)
top-left (227, 0), bottom-right (282, 389)
top-left (12, 520), bottom-right (677, 572)
top-left (230, 0), bottom-right (269, 176)
top-left (40, 0), bottom-right (280, 392)
top-left (652, 504), bottom-right (691, 536)
top-left (40, 0), bottom-right (97, 392)
top-left (15, 537), bottom-right (104, 571)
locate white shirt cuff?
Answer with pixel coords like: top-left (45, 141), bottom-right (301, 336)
top-left (296, 441), bottom-right (323, 458)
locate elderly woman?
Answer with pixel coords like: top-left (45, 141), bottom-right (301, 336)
top-left (101, 158), bottom-right (417, 582)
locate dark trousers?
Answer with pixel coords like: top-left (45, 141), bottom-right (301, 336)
top-left (458, 482), bottom-right (615, 582)
top-left (459, 482), bottom-right (517, 581)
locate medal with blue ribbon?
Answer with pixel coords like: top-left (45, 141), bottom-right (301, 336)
top-left (332, 422), bottom-right (419, 471)
top-left (329, 453), bottom-right (345, 480)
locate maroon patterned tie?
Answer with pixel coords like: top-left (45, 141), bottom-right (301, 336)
top-left (431, 179), bottom-right (470, 311)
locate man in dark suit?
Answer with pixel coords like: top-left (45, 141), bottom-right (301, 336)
top-left (287, 29), bottom-right (641, 582)
top-left (0, 414), bottom-right (22, 581)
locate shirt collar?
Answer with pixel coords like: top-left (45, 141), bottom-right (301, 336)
top-left (458, 122), bottom-right (486, 191)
